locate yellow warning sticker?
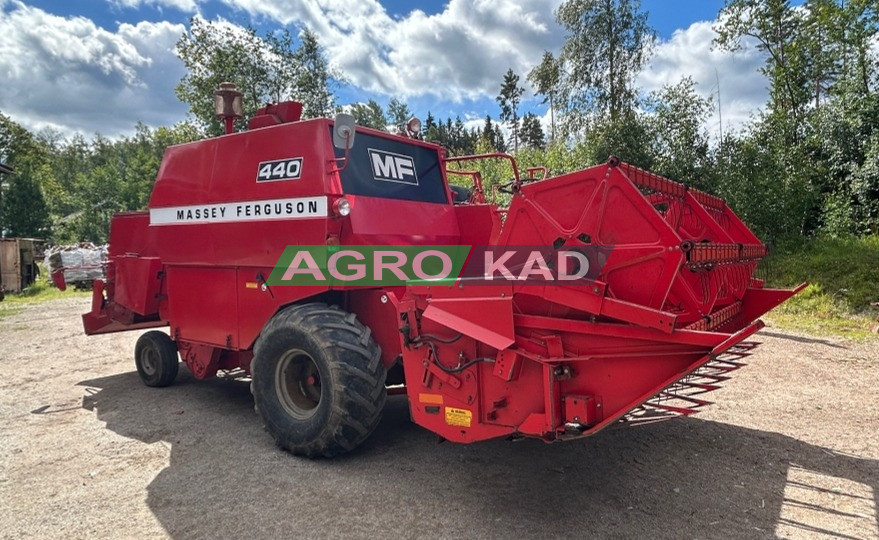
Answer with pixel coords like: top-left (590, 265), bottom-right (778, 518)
top-left (445, 407), bottom-right (472, 427)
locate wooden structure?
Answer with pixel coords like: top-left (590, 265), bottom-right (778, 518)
top-left (0, 238), bottom-right (39, 293)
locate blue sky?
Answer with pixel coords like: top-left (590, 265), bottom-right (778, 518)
top-left (22, 0), bottom-right (732, 40)
top-left (0, 0), bottom-right (774, 138)
top-left (22, 0), bottom-right (730, 38)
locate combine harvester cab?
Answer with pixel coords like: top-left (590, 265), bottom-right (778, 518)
top-left (82, 93), bottom-right (803, 457)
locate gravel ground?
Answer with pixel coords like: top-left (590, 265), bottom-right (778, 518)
top-left (1, 297), bottom-right (877, 539)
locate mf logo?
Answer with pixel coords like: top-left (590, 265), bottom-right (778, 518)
top-left (368, 149), bottom-right (418, 185)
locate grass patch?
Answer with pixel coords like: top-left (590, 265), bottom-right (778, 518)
top-left (764, 236), bottom-right (879, 339)
top-left (0, 275), bottom-right (90, 320)
top-left (0, 305), bottom-right (22, 321)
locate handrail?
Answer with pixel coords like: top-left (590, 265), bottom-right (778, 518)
top-left (446, 169), bottom-right (486, 203)
top-left (526, 166), bottom-right (548, 181)
top-left (444, 153), bottom-right (521, 184)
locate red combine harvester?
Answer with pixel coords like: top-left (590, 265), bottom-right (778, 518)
top-left (82, 96), bottom-right (803, 457)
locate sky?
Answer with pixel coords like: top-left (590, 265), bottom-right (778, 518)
top-left (0, 0), bottom-right (775, 140)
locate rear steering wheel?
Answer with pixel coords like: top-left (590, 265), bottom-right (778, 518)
top-left (497, 179), bottom-right (520, 194)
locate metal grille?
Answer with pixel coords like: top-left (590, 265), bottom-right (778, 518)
top-left (616, 342), bottom-right (758, 427)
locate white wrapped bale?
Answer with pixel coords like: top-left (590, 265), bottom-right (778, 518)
top-left (44, 243), bottom-right (107, 286)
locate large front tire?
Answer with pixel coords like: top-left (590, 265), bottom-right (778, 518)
top-left (251, 303), bottom-right (387, 458)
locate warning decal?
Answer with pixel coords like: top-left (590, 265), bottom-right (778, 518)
top-left (444, 407), bottom-right (472, 427)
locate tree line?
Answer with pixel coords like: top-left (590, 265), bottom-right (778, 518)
top-left (0, 0), bottom-right (876, 244)
top-left (470, 0), bottom-right (878, 241)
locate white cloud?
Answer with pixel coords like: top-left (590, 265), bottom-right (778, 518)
top-left (109, 0), bottom-right (200, 13)
top-left (220, 0), bottom-right (564, 101)
top-left (223, 0), bottom-right (769, 135)
top-left (223, 0), bottom-right (771, 136)
top-left (463, 116), bottom-right (487, 133)
top-left (0, 2), bottom-right (187, 136)
top-left (637, 20), bottom-right (769, 135)
top-left (0, 1), bottom-right (778, 141)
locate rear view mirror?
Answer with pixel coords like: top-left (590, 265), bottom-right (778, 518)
top-left (333, 113), bottom-right (356, 149)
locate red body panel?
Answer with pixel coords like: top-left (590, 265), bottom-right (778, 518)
top-left (114, 256), bottom-right (162, 316)
top-left (84, 104), bottom-right (801, 445)
top-left (342, 195), bottom-right (460, 245)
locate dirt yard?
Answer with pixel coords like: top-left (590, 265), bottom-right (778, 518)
top-left (1, 297), bottom-right (877, 539)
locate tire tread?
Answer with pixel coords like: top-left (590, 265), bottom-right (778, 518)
top-left (134, 331), bottom-right (179, 387)
top-left (252, 303), bottom-right (386, 458)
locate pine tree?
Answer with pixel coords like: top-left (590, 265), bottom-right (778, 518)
top-left (493, 124), bottom-right (507, 153)
top-left (424, 111), bottom-right (436, 137)
top-left (496, 68), bottom-right (525, 151)
top-left (520, 113), bottom-right (546, 149)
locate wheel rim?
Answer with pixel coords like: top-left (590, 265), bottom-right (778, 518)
top-left (140, 347), bottom-right (159, 376)
top-left (275, 349), bottom-right (322, 419)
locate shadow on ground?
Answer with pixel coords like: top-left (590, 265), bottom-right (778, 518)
top-left (759, 330), bottom-right (850, 349)
top-left (78, 371), bottom-right (879, 539)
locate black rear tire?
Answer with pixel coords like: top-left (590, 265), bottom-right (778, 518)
top-left (251, 303), bottom-right (386, 458)
top-left (134, 331), bottom-right (179, 387)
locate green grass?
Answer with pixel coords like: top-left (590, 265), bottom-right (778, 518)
top-left (763, 236), bottom-right (879, 339)
top-left (0, 274), bottom-right (90, 320)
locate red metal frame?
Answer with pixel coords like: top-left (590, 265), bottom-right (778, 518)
top-left (83, 102), bottom-right (803, 446)
top-left (445, 153), bottom-right (521, 185)
top-left (446, 169), bottom-right (486, 204)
